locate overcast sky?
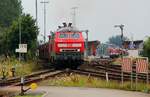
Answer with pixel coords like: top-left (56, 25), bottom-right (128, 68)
top-left (22, 0), bottom-right (150, 42)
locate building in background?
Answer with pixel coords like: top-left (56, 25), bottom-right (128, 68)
top-left (87, 40), bottom-right (100, 56)
top-left (123, 40), bottom-right (144, 56)
top-left (123, 40), bottom-right (143, 50)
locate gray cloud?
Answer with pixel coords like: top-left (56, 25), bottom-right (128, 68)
top-left (22, 0), bottom-right (150, 42)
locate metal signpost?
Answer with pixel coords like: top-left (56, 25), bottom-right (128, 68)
top-left (16, 44), bottom-right (27, 95)
top-left (20, 77), bottom-right (38, 95)
top-left (20, 77), bottom-right (24, 96)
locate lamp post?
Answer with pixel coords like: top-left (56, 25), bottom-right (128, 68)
top-left (19, 13), bottom-right (22, 62)
top-left (114, 24), bottom-right (124, 48)
top-left (41, 0), bottom-right (49, 43)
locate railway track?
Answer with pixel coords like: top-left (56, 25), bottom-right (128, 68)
top-left (0, 69), bottom-right (65, 87)
top-left (78, 59), bottom-right (150, 82)
top-left (72, 69), bottom-right (131, 81)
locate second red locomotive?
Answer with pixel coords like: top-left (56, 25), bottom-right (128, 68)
top-left (39, 23), bottom-right (85, 68)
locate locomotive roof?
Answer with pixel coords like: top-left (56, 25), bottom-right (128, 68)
top-left (56, 27), bottom-right (80, 32)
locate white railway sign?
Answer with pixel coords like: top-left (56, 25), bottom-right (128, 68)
top-left (15, 44), bottom-right (27, 53)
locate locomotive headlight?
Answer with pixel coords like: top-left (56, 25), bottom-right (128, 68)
top-left (58, 43), bottom-right (67, 47)
top-left (72, 43), bottom-right (82, 47)
top-left (60, 49), bottom-right (63, 52)
top-left (77, 49), bottom-right (80, 52)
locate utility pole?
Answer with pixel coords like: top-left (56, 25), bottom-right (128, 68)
top-left (35, 0), bottom-right (38, 27)
top-left (114, 24), bottom-right (124, 85)
top-left (71, 7), bottom-right (78, 28)
top-left (41, 0), bottom-right (49, 43)
top-left (85, 30), bottom-right (89, 57)
top-left (35, 0), bottom-right (39, 59)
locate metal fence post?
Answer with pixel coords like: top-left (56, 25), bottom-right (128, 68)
top-left (146, 58), bottom-right (149, 90)
top-left (20, 77), bottom-right (24, 96)
top-left (136, 73), bottom-right (138, 91)
top-left (131, 61), bottom-right (133, 90)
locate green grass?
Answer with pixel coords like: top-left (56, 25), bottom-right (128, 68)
top-left (0, 57), bottom-right (41, 77)
top-left (39, 74), bottom-right (150, 92)
top-left (15, 94), bottom-right (43, 97)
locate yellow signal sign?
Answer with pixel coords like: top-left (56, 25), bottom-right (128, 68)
top-left (30, 83), bottom-right (38, 90)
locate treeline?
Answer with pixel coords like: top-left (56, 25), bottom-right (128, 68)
top-left (143, 37), bottom-right (150, 60)
top-left (108, 35), bottom-right (129, 47)
top-left (0, 0), bottom-right (39, 59)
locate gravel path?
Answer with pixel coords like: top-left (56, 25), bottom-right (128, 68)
top-left (1, 86), bottom-right (150, 97)
top-left (35, 86), bottom-right (150, 97)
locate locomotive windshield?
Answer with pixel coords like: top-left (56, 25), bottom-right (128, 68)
top-left (59, 33), bottom-right (68, 38)
top-left (59, 33), bottom-right (80, 38)
top-left (71, 33), bottom-right (80, 38)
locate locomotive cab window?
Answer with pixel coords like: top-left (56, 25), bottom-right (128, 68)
top-left (71, 33), bottom-right (80, 38)
top-left (59, 33), bottom-right (68, 38)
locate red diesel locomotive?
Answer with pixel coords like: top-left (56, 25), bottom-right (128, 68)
top-left (39, 23), bottom-right (85, 68)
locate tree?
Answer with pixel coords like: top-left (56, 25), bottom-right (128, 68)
top-left (143, 37), bottom-right (150, 60)
top-left (0, 0), bottom-right (22, 27)
top-left (8, 14), bottom-right (39, 58)
top-left (0, 27), bottom-right (9, 55)
top-left (0, 0), bottom-right (22, 56)
top-left (108, 35), bottom-right (128, 47)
